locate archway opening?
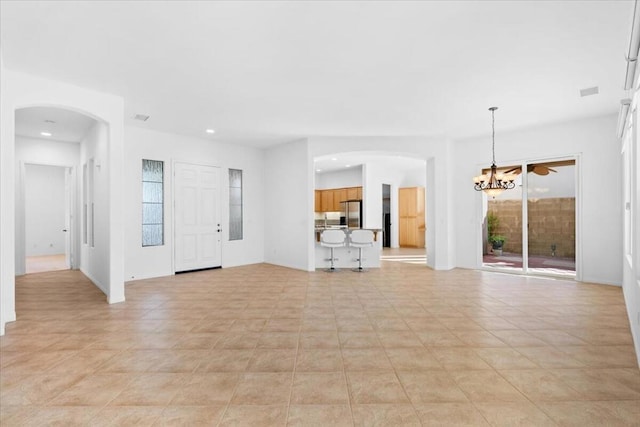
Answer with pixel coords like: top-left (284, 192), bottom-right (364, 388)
top-left (313, 151), bottom-right (428, 269)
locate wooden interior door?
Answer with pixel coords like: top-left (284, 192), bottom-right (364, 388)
top-left (399, 187), bottom-right (425, 248)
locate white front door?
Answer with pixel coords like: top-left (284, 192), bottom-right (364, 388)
top-left (174, 162), bottom-right (222, 272)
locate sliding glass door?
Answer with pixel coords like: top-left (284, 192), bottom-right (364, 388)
top-left (482, 157), bottom-right (577, 278)
top-left (482, 164), bottom-right (523, 272)
top-left (526, 160), bottom-right (576, 276)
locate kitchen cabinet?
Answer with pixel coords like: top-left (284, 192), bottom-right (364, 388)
top-left (315, 186), bottom-right (363, 212)
top-left (346, 187), bottom-right (360, 200)
top-left (321, 190), bottom-right (334, 212)
top-left (399, 187), bottom-right (425, 248)
top-left (333, 189), bottom-right (347, 211)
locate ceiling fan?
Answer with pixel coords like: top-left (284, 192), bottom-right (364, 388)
top-left (502, 160), bottom-right (575, 176)
top-left (504, 164), bottom-right (557, 176)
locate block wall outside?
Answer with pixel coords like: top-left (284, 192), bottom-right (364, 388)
top-left (488, 198), bottom-right (575, 258)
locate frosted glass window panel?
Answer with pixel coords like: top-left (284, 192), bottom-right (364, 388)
top-left (142, 224), bottom-right (163, 247)
top-left (230, 219), bottom-right (242, 240)
top-left (229, 169), bottom-right (243, 241)
top-left (142, 159), bottom-right (163, 182)
top-left (230, 205), bottom-right (242, 222)
top-left (142, 182), bottom-right (163, 203)
top-left (142, 159), bottom-right (164, 246)
top-left (143, 203), bottom-right (163, 224)
top-left (230, 187), bottom-right (242, 206)
top-left (229, 169), bottom-right (242, 188)
top-left (83, 163), bottom-right (88, 244)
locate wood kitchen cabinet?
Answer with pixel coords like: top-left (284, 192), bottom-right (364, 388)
top-left (333, 189), bottom-right (347, 211)
top-left (315, 186), bottom-right (363, 212)
top-left (399, 187), bottom-right (425, 248)
top-left (346, 187), bottom-right (360, 200)
top-left (321, 190), bottom-right (334, 212)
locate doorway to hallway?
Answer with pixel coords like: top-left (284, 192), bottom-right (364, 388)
top-left (23, 164), bottom-right (72, 274)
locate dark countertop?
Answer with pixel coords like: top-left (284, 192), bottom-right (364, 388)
top-left (314, 228), bottom-right (382, 242)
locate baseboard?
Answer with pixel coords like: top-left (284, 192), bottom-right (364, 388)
top-left (79, 267), bottom-right (108, 296)
top-left (580, 276), bottom-right (622, 287)
top-left (0, 310), bottom-right (17, 336)
top-left (108, 294), bottom-right (125, 304)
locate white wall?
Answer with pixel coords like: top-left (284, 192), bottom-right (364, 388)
top-left (79, 122), bottom-right (111, 293)
top-left (400, 165), bottom-right (428, 188)
top-left (315, 166), bottom-right (362, 189)
top-left (124, 126), bottom-right (265, 281)
top-left (621, 89), bottom-right (640, 367)
top-left (14, 136), bottom-right (81, 275)
top-left (0, 50), bottom-right (16, 335)
top-left (24, 164), bottom-right (66, 256)
top-left (453, 114), bottom-right (622, 286)
top-left (0, 68), bottom-right (125, 335)
top-left (264, 139), bottom-right (313, 271)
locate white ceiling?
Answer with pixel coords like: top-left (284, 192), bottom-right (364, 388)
top-left (15, 107), bottom-right (96, 143)
top-left (0, 1), bottom-right (633, 148)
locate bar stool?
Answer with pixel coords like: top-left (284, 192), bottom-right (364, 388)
top-left (320, 229), bottom-right (346, 272)
top-left (349, 229), bottom-right (375, 272)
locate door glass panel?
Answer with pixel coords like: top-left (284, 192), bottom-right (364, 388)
top-left (526, 160), bottom-right (576, 276)
top-left (482, 165), bottom-right (523, 272)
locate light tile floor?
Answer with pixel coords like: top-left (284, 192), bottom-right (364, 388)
top-left (1, 261), bottom-right (639, 426)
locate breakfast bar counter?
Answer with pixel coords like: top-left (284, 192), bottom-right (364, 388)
top-left (314, 228), bottom-right (382, 270)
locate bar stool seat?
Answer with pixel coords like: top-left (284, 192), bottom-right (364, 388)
top-left (349, 229), bottom-right (375, 272)
top-left (320, 229), bottom-right (346, 272)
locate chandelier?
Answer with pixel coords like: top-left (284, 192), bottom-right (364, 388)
top-left (473, 107), bottom-right (515, 197)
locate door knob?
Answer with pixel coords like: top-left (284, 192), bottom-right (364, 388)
top-left (62, 229), bottom-right (68, 232)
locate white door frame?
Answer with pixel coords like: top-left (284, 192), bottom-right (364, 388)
top-left (17, 161), bottom-right (78, 274)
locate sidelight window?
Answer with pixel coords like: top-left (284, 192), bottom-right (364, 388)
top-left (142, 159), bottom-right (164, 246)
top-left (229, 169), bottom-right (243, 240)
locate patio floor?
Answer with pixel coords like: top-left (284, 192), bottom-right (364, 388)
top-left (483, 252), bottom-right (576, 276)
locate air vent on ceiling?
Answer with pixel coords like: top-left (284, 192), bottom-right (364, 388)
top-left (134, 114), bottom-right (150, 122)
top-left (580, 86), bottom-right (599, 97)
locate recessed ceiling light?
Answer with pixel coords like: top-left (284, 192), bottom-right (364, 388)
top-left (331, 157), bottom-right (337, 161)
top-left (206, 129), bottom-right (215, 134)
top-left (40, 131), bottom-right (52, 137)
top-left (316, 169), bottom-right (322, 172)
top-left (345, 164), bottom-right (351, 167)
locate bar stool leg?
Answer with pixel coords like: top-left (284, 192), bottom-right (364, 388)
top-left (326, 247), bottom-right (338, 272)
top-left (353, 247), bottom-right (366, 272)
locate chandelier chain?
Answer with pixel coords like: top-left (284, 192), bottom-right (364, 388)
top-left (491, 107), bottom-right (496, 165)
top-left (473, 106), bottom-right (515, 197)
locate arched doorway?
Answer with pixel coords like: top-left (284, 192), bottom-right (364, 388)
top-left (313, 152), bottom-right (428, 269)
top-left (15, 106), bottom-right (97, 276)
top-left (0, 71), bottom-right (127, 335)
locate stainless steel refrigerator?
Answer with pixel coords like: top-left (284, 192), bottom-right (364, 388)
top-left (340, 200), bottom-right (362, 229)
